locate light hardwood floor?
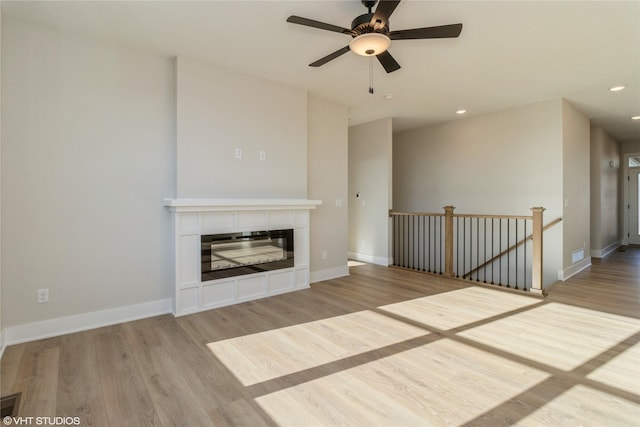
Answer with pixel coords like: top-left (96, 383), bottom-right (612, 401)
top-left (2, 247), bottom-right (639, 426)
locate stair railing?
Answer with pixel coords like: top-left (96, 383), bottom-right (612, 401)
top-left (390, 206), bottom-right (559, 295)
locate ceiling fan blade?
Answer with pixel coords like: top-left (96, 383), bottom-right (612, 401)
top-left (390, 23), bottom-right (463, 40)
top-left (376, 50), bottom-right (401, 73)
top-left (287, 16), bottom-right (354, 35)
top-left (309, 46), bottom-right (351, 67)
top-left (371, 0), bottom-right (401, 30)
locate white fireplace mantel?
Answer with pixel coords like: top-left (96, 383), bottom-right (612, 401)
top-left (165, 198), bottom-right (321, 316)
top-left (164, 198), bottom-right (322, 211)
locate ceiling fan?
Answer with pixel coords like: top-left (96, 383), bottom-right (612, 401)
top-left (286, 0), bottom-right (463, 74)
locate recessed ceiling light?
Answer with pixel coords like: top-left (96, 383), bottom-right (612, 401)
top-left (609, 85), bottom-right (626, 92)
top-left (632, 116), bottom-right (640, 120)
top-left (456, 109), bottom-right (466, 115)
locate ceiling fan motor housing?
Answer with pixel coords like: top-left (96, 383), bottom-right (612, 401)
top-left (351, 13), bottom-right (388, 35)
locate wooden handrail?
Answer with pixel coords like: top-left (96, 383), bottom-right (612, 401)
top-left (390, 210), bottom-right (531, 220)
top-left (462, 217), bottom-right (562, 280)
top-left (390, 210), bottom-right (444, 217)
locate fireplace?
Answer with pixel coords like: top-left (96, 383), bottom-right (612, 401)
top-left (165, 198), bottom-right (320, 316)
top-left (201, 229), bottom-right (294, 281)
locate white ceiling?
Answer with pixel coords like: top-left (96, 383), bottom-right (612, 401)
top-left (3, 0), bottom-right (639, 142)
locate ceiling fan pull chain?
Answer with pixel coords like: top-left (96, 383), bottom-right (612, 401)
top-left (369, 56), bottom-right (374, 94)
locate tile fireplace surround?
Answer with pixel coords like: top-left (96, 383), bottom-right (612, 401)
top-left (164, 198), bottom-right (321, 316)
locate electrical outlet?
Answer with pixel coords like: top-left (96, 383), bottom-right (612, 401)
top-left (259, 150), bottom-right (266, 161)
top-left (235, 148), bottom-right (242, 159)
top-left (322, 250), bottom-right (328, 260)
top-left (37, 288), bottom-right (49, 304)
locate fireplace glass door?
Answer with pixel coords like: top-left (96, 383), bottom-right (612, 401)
top-left (201, 229), bottom-right (294, 281)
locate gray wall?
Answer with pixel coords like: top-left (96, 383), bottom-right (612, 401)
top-left (1, 18), bottom-right (176, 327)
top-left (561, 100), bottom-right (591, 271)
top-left (1, 17), bottom-right (350, 337)
top-left (308, 97), bottom-right (349, 281)
top-left (590, 127), bottom-right (620, 254)
top-left (392, 99), bottom-right (593, 285)
top-left (175, 56), bottom-right (307, 199)
top-left (348, 118), bottom-right (393, 265)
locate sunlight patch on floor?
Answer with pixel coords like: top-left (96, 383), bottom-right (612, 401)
top-left (347, 260), bottom-right (367, 267)
top-left (459, 302), bottom-right (640, 371)
top-left (515, 385), bottom-right (640, 426)
top-left (255, 339), bottom-right (550, 426)
top-left (207, 309), bottom-right (428, 386)
top-left (378, 286), bottom-right (540, 330)
top-left (586, 340), bottom-right (640, 395)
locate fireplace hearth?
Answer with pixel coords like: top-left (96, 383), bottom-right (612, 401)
top-left (201, 229), bottom-right (294, 281)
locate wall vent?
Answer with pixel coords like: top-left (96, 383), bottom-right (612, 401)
top-left (572, 248), bottom-right (585, 264)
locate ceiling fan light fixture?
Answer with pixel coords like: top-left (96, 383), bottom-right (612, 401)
top-left (349, 33), bottom-right (391, 56)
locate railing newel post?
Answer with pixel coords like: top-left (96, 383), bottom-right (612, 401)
top-left (530, 207), bottom-right (546, 296)
top-left (444, 205), bottom-right (455, 278)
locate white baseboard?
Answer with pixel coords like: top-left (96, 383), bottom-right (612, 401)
top-left (590, 241), bottom-right (621, 258)
top-left (348, 251), bottom-right (391, 266)
top-left (557, 257), bottom-right (592, 281)
top-left (310, 265), bottom-right (350, 283)
top-left (3, 298), bottom-right (173, 346)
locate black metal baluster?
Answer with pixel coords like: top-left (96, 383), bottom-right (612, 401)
top-left (469, 217), bottom-right (472, 280)
top-left (408, 214), bottom-right (411, 268)
top-left (406, 215), bottom-right (410, 268)
top-left (467, 217), bottom-right (470, 280)
top-left (434, 215), bottom-right (438, 274)
top-left (416, 215), bottom-right (420, 271)
top-left (499, 219), bottom-right (503, 286)
top-left (438, 216), bottom-right (444, 274)
top-left (400, 215), bottom-right (407, 267)
top-left (491, 218), bottom-right (496, 285)
top-left (430, 215), bottom-right (434, 273)
top-left (506, 219), bottom-right (511, 288)
top-left (523, 219), bottom-right (528, 290)
top-left (422, 215), bottom-right (426, 271)
top-left (433, 215), bottom-right (437, 273)
top-left (475, 217), bottom-right (479, 281)
top-left (456, 217), bottom-right (460, 277)
top-left (435, 216), bottom-right (439, 273)
top-left (392, 215), bottom-right (396, 266)
top-left (395, 215), bottom-right (399, 267)
top-left (410, 215), bottom-right (414, 269)
top-left (426, 216), bottom-right (430, 272)
top-left (417, 215), bottom-right (421, 271)
top-left (483, 218), bottom-right (487, 283)
top-left (515, 219), bottom-right (519, 289)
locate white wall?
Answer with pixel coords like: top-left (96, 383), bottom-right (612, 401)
top-left (176, 56), bottom-right (307, 199)
top-left (1, 18), bottom-right (176, 329)
top-left (349, 118), bottom-right (393, 265)
top-left (393, 100), bottom-right (564, 285)
top-left (561, 100), bottom-right (591, 276)
top-left (307, 97), bottom-right (349, 282)
top-left (590, 127), bottom-right (620, 255)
